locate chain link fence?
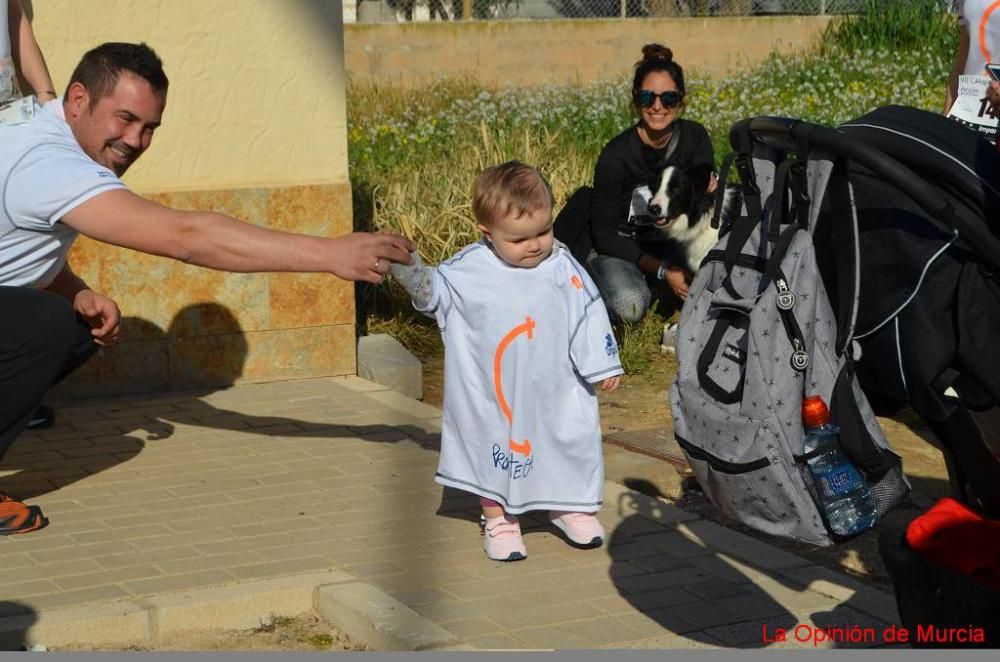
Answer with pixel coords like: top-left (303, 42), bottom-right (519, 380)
top-left (348, 0), bottom-right (887, 23)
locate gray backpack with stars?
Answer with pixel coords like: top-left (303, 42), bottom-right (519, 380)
top-left (669, 119), bottom-right (910, 546)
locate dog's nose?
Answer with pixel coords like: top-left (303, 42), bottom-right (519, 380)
top-left (648, 203), bottom-right (662, 217)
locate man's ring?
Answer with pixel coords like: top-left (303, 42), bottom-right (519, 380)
top-left (374, 258), bottom-right (382, 271)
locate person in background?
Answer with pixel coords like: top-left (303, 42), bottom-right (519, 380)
top-left (1, 0), bottom-right (56, 104)
top-left (0, 42), bottom-right (413, 535)
top-left (2, 0), bottom-right (60, 431)
top-left (946, 0), bottom-right (1000, 115)
top-left (588, 43), bottom-right (716, 351)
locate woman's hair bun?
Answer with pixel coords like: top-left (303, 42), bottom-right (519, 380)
top-left (641, 43), bottom-right (673, 63)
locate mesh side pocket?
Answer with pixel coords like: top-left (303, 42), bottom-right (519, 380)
top-left (795, 459), bottom-right (822, 511)
top-left (870, 464), bottom-right (910, 520)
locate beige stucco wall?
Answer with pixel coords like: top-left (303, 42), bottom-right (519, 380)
top-left (26, 0), bottom-right (357, 396)
top-left (32, 0), bottom-right (349, 193)
top-left (344, 16), bottom-right (833, 88)
top-left (23, 5), bottom-right (829, 396)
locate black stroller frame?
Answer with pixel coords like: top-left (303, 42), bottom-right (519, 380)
top-left (730, 106), bottom-right (1000, 646)
top-left (733, 109), bottom-right (1000, 516)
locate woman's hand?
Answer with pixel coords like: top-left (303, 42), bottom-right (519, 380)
top-left (665, 265), bottom-right (692, 300)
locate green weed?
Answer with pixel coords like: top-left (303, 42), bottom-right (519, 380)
top-left (821, 0), bottom-right (957, 60)
top-left (615, 307), bottom-right (670, 376)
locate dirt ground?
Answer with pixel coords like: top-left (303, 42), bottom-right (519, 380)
top-left (420, 349), bottom-right (952, 595)
top-left (52, 612), bottom-right (366, 652)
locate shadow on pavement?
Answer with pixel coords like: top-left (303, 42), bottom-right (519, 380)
top-left (2, 303), bottom-right (441, 501)
top-left (0, 601), bottom-right (38, 651)
top-left (607, 479), bottom-right (897, 649)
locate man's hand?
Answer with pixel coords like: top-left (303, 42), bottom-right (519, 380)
top-left (988, 80), bottom-right (1000, 116)
top-left (665, 265), bottom-right (692, 300)
top-left (329, 232), bottom-right (415, 283)
top-left (73, 290), bottom-right (121, 346)
top-left (601, 375), bottom-right (621, 392)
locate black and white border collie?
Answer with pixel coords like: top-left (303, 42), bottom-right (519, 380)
top-left (646, 162), bottom-right (741, 273)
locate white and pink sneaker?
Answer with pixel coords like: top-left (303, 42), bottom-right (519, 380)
top-left (549, 511), bottom-right (604, 548)
top-left (482, 515), bottom-right (527, 562)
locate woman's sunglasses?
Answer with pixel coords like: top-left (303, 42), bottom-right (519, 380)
top-left (635, 89), bottom-right (683, 109)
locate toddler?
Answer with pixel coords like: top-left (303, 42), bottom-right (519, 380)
top-left (391, 161), bottom-right (623, 561)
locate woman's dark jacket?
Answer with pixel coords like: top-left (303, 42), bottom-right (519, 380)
top-left (590, 119), bottom-right (714, 264)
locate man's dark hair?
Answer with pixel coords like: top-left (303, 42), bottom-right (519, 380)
top-left (66, 42), bottom-right (169, 105)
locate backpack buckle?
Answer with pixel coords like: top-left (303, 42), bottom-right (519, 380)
top-left (735, 155), bottom-right (759, 195)
top-left (790, 162), bottom-right (811, 205)
top-left (790, 338), bottom-right (809, 372)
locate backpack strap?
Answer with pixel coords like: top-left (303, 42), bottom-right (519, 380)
top-left (790, 125), bottom-right (813, 231)
top-left (768, 128), bottom-right (812, 243)
top-left (757, 159), bottom-right (812, 373)
top-left (769, 159), bottom-right (796, 244)
top-left (831, 362), bottom-right (901, 480)
top-left (696, 309), bottom-right (749, 404)
top-left (712, 151), bottom-right (738, 231)
top-left (718, 121), bottom-right (766, 298)
top-left (826, 158), bottom-right (859, 355)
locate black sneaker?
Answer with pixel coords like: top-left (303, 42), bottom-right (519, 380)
top-left (26, 405), bottom-right (55, 430)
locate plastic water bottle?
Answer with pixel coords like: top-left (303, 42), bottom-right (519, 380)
top-left (802, 396), bottom-right (876, 538)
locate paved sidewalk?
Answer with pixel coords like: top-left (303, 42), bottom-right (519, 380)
top-left (0, 377), bottom-right (900, 650)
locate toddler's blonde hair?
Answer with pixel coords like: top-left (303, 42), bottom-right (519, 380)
top-left (472, 160), bottom-right (554, 228)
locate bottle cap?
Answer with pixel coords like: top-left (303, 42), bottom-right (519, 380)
top-left (802, 395), bottom-right (831, 428)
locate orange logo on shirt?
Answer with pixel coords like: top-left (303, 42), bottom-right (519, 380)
top-left (978, 1), bottom-right (1000, 65)
top-left (493, 316), bottom-right (535, 457)
top-left (571, 275), bottom-right (584, 290)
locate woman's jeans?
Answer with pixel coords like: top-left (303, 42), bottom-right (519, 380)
top-left (587, 253), bottom-right (650, 323)
top-left (586, 250), bottom-right (682, 323)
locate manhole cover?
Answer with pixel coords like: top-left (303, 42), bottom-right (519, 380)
top-left (603, 425), bottom-right (690, 471)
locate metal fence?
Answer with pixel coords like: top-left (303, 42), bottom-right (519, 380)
top-left (348, 0), bottom-right (880, 23)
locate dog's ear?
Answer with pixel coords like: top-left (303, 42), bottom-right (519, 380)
top-left (690, 163), bottom-right (713, 192)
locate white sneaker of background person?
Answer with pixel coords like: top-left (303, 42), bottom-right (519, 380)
top-left (661, 322), bottom-right (679, 354)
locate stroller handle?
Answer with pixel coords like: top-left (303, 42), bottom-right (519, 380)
top-left (734, 116), bottom-right (961, 232)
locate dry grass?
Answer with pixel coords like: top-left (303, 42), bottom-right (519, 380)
top-left (347, 19), bottom-right (952, 374)
top-left (369, 122), bottom-right (592, 265)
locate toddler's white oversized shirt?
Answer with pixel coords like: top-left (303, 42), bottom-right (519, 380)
top-left (417, 240), bottom-right (623, 514)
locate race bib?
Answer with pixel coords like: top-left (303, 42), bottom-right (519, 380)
top-left (0, 95), bottom-right (35, 126)
top-left (947, 75), bottom-right (1000, 144)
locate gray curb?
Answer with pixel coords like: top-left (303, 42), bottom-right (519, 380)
top-left (0, 570), bottom-right (462, 651)
top-left (316, 582), bottom-right (460, 651)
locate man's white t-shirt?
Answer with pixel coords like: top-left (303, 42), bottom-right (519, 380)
top-left (0, 98), bottom-right (126, 287)
top-left (417, 240), bottom-right (623, 514)
top-left (960, 0), bottom-right (1000, 76)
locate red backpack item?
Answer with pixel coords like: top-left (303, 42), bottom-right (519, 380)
top-left (905, 497), bottom-right (1000, 591)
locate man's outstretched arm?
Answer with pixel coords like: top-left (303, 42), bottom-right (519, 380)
top-left (61, 189), bottom-right (413, 283)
